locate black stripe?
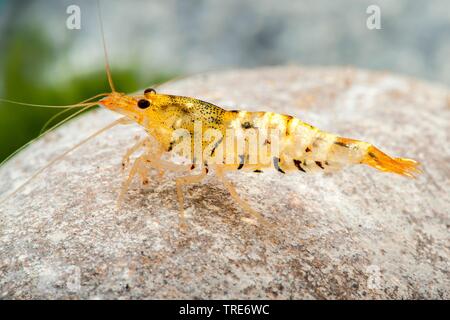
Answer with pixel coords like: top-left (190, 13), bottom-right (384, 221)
top-left (285, 116), bottom-right (293, 135)
top-left (237, 155), bottom-right (245, 170)
top-left (273, 157), bottom-right (285, 174)
top-left (368, 152), bottom-right (382, 164)
top-left (241, 121), bottom-right (253, 129)
top-left (293, 159), bottom-right (306, 172)
top-left (167, 141), bottom-right (174, 152)
top-left (253, 169), bottom-right (263, 173)
top-left (210, 137), bottom-right (223, 156)
top-left (334, 141), bottom-right (349, 148)
top-left (315, 161), bottom-right (324, 169)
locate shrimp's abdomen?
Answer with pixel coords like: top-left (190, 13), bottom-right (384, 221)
top-left (223, 110), bottom-right (420, 176)
top-left (223, 110), bottom-right (346, 173)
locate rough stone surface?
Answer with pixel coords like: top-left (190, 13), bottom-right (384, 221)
top-left (0, 66), bottom-right (448, 299)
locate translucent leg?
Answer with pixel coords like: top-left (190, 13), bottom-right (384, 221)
top-left (117, 155), bottom-right (148, 207)
top-left (121, 138), bottom-right (148, 170)
top-left (175, 168), bottom-right (208, 230)
top-left (215, 165), bottom-right (270, 227)
top-left (117, 144), bottom-right (191, 208)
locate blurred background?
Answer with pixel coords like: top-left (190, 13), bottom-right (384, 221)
top-left (0, 0), bottom-right (449, 162)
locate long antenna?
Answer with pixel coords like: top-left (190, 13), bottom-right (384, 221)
top-left (39, 92), bottom-right (109, 134)
top-left (0, 102), bottom-right (98, 168)
top-left (0, 117), bottom-right (128, 206)
top-left (0, 92), bottom-right (108, 165)
top-left (0, 98), bottom-right (103, 108)
top-left (96, 0), bottom-right (116, 92)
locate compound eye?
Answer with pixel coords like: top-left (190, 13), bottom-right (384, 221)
top-left (137, 99), bottom-right (150, 109)
top-left (144, 88), bottom-right (156, 95)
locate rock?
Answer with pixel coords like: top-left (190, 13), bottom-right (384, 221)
top-left (0, 66), bottom-right (448, 299)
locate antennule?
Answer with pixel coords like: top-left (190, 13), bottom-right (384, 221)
top-left (0, 93), bottom-right (109, 109)
top-left (0, 99), bottom-right (97, 108)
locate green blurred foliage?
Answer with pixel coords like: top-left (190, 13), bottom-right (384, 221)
top-left (0, 26), bottom-right (174, 162)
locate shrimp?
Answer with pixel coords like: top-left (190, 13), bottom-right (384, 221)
top-left (100, 90), bottom-right (421, 229)
top-left (0, 2), bottom-right (421, 231)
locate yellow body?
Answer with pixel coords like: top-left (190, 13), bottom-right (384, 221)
top-left (101, 90), bottom-right (420, 177)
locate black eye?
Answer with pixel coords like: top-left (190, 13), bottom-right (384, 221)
top-left (137, 99), bottom-right (150, 109)
top-left (144, 88), bottom-right (156, 95)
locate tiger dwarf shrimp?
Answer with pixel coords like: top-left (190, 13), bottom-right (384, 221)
top-left (0, 2), bottom-right (420, 230)
top-left (100, 89), bottom-right (421, 229)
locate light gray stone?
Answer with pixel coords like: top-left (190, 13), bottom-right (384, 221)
top-left (0, 66), bottom-right (448, 299)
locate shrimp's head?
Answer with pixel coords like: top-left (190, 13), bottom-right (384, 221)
top-left (100, 88), bottom-right (164, 125)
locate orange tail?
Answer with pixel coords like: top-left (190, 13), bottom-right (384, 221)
top-left (361, 145), bottom-right (421, 178)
